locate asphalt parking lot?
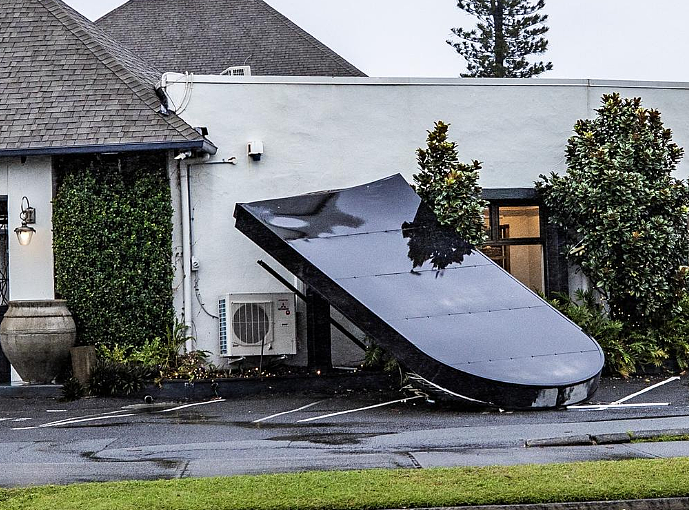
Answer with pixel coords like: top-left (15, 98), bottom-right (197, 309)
top-left (1, 375), bottom-right (689, 487)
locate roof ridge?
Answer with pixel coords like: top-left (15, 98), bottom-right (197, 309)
top-left (94, 0), bottom-right (365, 77)
top-left (257, 0), bottom-right (366, 77)
top-left (36, 0), bottom-right (202, 143)
top-left (94, 0), bottom-right (131, 23)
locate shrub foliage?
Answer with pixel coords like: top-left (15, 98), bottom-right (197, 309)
top-left (87, 360), bottom-right (151, 397)
top-left (53, 155), bottom-right (174, 348)
top-left (414, 121), bottom-right (487, 246)
top-left (538, 93), bottom-right (689, 328)
top-left (549, 290), bottom-right (689, 376)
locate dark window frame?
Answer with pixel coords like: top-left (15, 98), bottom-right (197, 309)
top-left (482, 189), bottom-right (568, 297)
top-left (485, 203), bottom-right (543, 246)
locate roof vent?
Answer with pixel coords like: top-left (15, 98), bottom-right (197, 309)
top-left (220, 66), bottom-right (252, 77)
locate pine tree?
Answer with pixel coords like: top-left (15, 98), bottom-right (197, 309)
top-left (448, 0), bottom-right (552, 78)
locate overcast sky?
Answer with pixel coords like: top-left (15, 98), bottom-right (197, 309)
top-left (65, 0), bottom-right (689, 82)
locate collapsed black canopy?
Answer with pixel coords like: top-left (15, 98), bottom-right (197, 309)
top-left (234, 174), bottom-right (603, 408)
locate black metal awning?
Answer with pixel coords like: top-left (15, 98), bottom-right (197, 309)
top-left (234, 174), bottom-right (603, 409)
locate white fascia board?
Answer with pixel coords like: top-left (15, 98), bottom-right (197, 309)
top-left (160, 74), bottom-right (689, 90)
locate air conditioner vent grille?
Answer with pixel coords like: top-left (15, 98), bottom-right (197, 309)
top-left (220, 65), bottom-right (252, 76)
top-left (219, 293), bottom-right (296, 357)
top-left (219, 298), bottom-right (228, 355)
top-left (232, 302), bottom-right (271, 345)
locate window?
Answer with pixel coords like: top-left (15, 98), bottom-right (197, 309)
top-left (482, 203), bottom-right (545, 292)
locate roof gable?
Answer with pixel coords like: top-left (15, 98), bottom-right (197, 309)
top-left (96, 0), bottom-right (366, 77)
top-left (0, 0), bottom-right (212, 156)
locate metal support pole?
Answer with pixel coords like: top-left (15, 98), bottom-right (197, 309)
top-left (306, 286), bottom-right (332, 371)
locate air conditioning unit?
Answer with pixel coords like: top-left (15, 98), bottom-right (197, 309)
top-left (218, 293), bottom-right (296, 357)
top-left (220, 65), bottom-right (252, 77)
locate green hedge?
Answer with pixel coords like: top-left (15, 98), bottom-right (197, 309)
top-left (53, 155), bottom-right (174, 348)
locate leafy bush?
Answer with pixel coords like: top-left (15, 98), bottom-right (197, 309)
top-left (88, 360), bottom-right (151, 397)
top-left (547, 290), bottom-right (689, 377)
top-left (414, 121), bottom-right (488, 246)
top-left (94, 321), bottom-right (217, 385)
top-left (362, 341), bottom-right (408, 388)
top-left (363, 342), bottom-right (400, 374)
top-left (53, 154), bottom-right (174, 349)
top-left (651, 296), bottom-right (689, 371)
top-left (129, 321), bottom-right (194, 370)
top-left (60, 377), bottom-right (85, 402)
top-left (166, 349), bottom-right (215, 382)
top-left (96, 344), bottom-right (130, 364)
top-left (537, 93), bottom-right (689, 328)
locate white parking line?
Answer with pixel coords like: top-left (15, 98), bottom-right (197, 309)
top-left (253, 400), bottom-right (326, 423)
top-left (567, 376), bottom-right (681, 411)
top-left (13, 413), bottom-right (136, 430)
top-left (34, 409), bottom-right (130, 426)
top-left (12, 399), bottom-right (226, 431)
top-left (567, 375), bottom-right (680, 411)
top-left (611, 376), bottom-right (680, 405)
top-left (297, 396), bottom-right (424, 423)
top-left (158, 399), bottom-right (226, 413)
top-left (568, 403), bottom-right (670, 410)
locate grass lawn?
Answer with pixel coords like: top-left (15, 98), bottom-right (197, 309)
top-left (631, 434), bottom-right (689, 443)
top-left (2, 458), bottom-right (689, 510)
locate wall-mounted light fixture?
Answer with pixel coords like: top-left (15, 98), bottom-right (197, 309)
top-left (15, 196), bottom-right (36, 246)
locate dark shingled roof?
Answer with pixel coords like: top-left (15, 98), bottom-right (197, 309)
top-left (96, 0), bottom-right (366, 77)
top-left (0, 0), bottom-right (215, 156)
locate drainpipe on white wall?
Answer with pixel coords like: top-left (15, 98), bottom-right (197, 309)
top-left (176, 153), bottom-right (209, 352)
top-left (179, 160), bottom-right (193, 352)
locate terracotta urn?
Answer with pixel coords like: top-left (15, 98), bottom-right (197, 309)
top-left (0, 300), bottom-right (77, 384)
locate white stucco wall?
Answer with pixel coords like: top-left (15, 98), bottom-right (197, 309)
top-left (164, 77), bottom-right (689, 364)
top-left (4, 156), bottom-right (55, 301)
top-left (0, 159), bottom-right (8, 196)
top-left (1, 156), bottom-right (55, 383)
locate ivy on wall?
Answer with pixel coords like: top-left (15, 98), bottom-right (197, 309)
top-left (52, 153), bottom-right (174, 348)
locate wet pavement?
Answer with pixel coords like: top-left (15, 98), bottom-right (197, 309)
top-left (1, 375), bottom-right (689, 487)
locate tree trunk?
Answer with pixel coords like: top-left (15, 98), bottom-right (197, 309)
top-left (492, 0), bottom-right (506, 77)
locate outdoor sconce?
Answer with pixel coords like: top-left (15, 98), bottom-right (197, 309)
top-left (15, 196), bottom-right (36, 246)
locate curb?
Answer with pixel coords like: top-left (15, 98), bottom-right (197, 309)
top-left (0, 384), bottom-right (62, 398)
top-left (0, 372), bottom-right (395, 401)
top-left (389, 498), bottom-right (689, 509)
top-left (526, 435), bottom-right (594, 447)
top-left (526, 429), bottom-right (689, 448)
